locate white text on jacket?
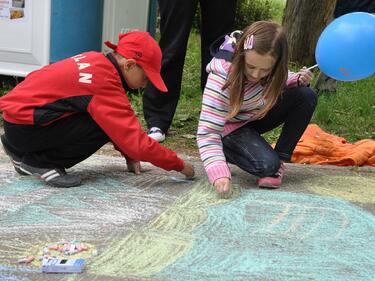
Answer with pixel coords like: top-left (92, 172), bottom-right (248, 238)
top-left (72, 54), bottom-right (92, 84)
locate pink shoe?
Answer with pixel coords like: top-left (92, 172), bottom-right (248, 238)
top-left (257, 162), bottom-right (285, 189)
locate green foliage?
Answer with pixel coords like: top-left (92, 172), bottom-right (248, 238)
top-left (127, 89), bottom-right (144, 118)
top-left (192, 0), bottom-right (285, 32)
top-left (191, 5), bottom-right (201, 32)
top-left (234, 0), bottom-right (273, 30)
top-left (269, 0), bottom-right (286, 24)
top-left (0, 87), bottom-right (10, 98)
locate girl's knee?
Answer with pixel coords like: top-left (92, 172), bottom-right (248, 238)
top-left (298, 87), bottom-right (318, 109)
top-left (256, 154), bottom-right (280, 177)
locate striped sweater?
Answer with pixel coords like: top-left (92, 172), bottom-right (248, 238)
top-left (197, 57), bottom-right (300, 184)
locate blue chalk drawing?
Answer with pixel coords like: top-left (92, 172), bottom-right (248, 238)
top-left (0, 205), bottom-right (68, 226)
top-left (1, 153), bottom-right (374, 281)
top-left (83, 177), bottom-right (132, 193)
top-left (0, 179), bottom-right (43, 196)
top-left (0, 265), bottom-right (37, 281)
top-left (45, 193), bottom-right (93, 209)
top-left (156, 190), bottom-right (375, 281)
top-left (0, 275), bottom-right (25, 281)
top-left (45, 184), bottom-right (114, 208)
top-left (0, 265), bottom-right (41, 273)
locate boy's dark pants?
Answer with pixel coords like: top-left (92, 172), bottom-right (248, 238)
top-left (143, 0), bottom-right (237, 133)
top-left (222, 86), bottom-right (317, 177)
top-left (2, 113), bottom-right (109, 169)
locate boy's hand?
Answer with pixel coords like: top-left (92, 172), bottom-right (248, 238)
top-left (214, 177), bottom-right (232, 199)
top-left (180, 162), bottom-right (195, 179)
top-left (127, 160), bottom-right (141, 174)
top-left (298, 67), bottom-right (314, 86)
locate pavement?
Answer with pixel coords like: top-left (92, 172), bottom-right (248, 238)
top-left (0, 143), bottom-right (374, 281)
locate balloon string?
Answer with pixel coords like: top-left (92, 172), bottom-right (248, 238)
top-left (307, 64), bottom-right (319, 70)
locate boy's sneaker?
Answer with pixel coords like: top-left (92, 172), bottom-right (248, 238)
top-left (148, 127), bottom-right (165, 142)
top-left (0, 135), bottom-right (28, 175)
top-left (19, 162), bottom-right (81, 188)
top-left (257, 162), bottom-right (285, 189)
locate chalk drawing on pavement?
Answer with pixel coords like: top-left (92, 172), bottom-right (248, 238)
top-left (89, 183), bottom-right (375, 281)
top-left (0, 149), bottom-right (374, 281)
top-left (304, 175), bottom-right (375, 204)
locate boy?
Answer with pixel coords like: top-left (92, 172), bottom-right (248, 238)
top-left (0, 31), bottom-right (194, 187)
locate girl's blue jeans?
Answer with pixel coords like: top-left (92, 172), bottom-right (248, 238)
top-left (222, 86), bottom-right (317, 177)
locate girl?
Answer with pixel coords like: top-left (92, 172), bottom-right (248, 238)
top-left (197, 21), bottom-right (317, 198)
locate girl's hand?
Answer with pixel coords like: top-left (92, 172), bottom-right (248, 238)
top-left (180, 162), bottom-right (195, 179)
top-left (214, 177), bottom-right (232, 199)
top-left (298, 67), bottom-right (314, 86)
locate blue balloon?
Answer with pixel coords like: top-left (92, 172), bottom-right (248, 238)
top-left (315, 12), bottom-right (375, 81)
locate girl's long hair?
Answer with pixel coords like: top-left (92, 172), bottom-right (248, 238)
top-left (223, 21), bottom-right (288, 119)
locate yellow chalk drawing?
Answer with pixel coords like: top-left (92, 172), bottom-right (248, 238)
top-left (306, 176), bottom-right (375, 204)
top-left (89, 182), bottom-right (241, 277)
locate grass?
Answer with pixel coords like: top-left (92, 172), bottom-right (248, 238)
top-left (0, 86), bottom-right (10, 97)
top-left (312, 77), bottom-right (375, 142)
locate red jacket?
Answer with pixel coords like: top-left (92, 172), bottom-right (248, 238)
top-left (0, 51), bottom-right (184, 172)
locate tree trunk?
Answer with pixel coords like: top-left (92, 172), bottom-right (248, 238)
top-left (282, 0), bottom-right (337, 66)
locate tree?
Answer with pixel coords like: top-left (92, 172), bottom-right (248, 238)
top-left (282, 0), bottom-right (337, 66)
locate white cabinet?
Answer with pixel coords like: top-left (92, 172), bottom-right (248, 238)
top-left (0, 0), bottom-right (156, 77)
top-left (0, 0), bottom-right (51, 76)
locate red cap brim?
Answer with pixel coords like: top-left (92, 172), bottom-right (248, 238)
top-left (104, 41), bottom-right (118, 51)
top-left (143, 68), bottom-right (168, 92)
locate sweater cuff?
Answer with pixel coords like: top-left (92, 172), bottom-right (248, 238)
top-left (205, 163), bottom-right (231, 184)
top-left (286, 73), bottom-right (299, 88)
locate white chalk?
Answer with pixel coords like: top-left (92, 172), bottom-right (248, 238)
top-left (170, 176), bottom-right (194, 183)
top-left (307, 64), bottom-right (319, 70)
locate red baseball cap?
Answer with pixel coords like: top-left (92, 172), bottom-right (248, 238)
top-left (104, 31), bottom-right (167, 92)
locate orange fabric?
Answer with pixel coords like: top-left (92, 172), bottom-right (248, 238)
top-left (292, 124), bottom-right (375, 166)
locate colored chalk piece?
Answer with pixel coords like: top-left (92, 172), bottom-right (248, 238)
top-left (75, 244), bottom-right (83, 252)
top-left (17, 255), bottom-right (35, 264)
top-left (48, 245), bottom-right (59, 250)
